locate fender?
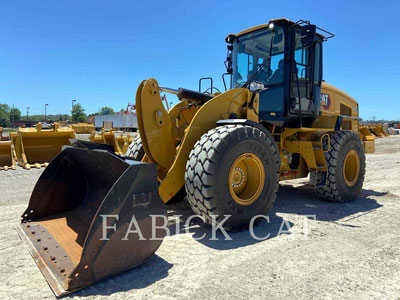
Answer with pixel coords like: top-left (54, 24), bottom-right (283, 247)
top-left (217, 119), bottom-right (272, 138)
top-left (216, 118), bottom-right (281, 165)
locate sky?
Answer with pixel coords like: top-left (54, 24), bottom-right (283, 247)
top-left (0, 0), bottom-right (399, 120)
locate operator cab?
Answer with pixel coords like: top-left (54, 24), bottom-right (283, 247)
top-left (225, 19), bottom-right (333, 128)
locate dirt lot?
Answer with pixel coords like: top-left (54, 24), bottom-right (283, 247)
top-left (1, 136), bottom-right (399, 300)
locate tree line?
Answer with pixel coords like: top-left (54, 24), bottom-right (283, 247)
top-left (0, 104), bottom-right (121, 127)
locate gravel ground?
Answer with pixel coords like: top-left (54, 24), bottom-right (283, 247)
top-left (1, 136), bottom-right (399, 300)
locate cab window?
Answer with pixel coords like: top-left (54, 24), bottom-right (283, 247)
top-left (314, 42), bottom-right (322, 85)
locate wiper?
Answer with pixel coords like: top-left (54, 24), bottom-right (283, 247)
top-left (242, 57), bottom-right (271, 89)
top-left (233, 80), bottom-right (248, 89)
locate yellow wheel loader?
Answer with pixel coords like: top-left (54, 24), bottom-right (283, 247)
top-left (17, 18), bottom-right (372, 296)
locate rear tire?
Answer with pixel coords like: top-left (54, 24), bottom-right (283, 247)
top-left (126, 135), bottom-right (145, 161)
top-left (316, 130), bottom-right (366, 202)
top-left (185, 124), bottom-right (280, 231)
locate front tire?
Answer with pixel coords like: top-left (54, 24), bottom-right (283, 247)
top-left (316, 130), bottom-right (366, 202)
top-left (185, 124), bottom-right (280, 231)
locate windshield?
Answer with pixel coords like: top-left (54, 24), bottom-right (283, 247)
top-left (232, 25), bottom-right (285, 88)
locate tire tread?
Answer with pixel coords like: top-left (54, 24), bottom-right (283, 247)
top-left (316, 130), bottom-right (366, 202)
top-left (185, 124), bottom-right (280, 230)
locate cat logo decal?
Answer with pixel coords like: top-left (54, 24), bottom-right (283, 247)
top-left (320, 93), bottom-right (331, 110)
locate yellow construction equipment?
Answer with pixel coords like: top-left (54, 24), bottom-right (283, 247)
top-left (0, 140), bottom-right (16, 170)
top-left (359, 124), bottom-right (375, 153)
top-left (0, 127), bottom-right (9, 141)
top-left (13, 122), bottom-right (75, 169)
top-left (71, 123), bottom-right (95, 134)
top-left (368, 124), bottom-right (389, 137)
top-left (89, 129), bottom-right (135, 155)
top-left (18, 19), bottom-right (374, 296)
top-left (0, 127), bottom-right (16, 170)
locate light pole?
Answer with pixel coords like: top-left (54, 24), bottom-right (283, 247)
top-left (26, 107), bottom-right (30, 121)
top-left (170, 102), bottom-right (173, 109)
top-left (12, 103), bottom-right (15, 130)
top-left (45, 104), bottom-right (48, 122)
top-left (71, 100), bottom-right (76, 123)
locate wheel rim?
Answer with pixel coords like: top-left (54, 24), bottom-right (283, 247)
top-left (228, 153), bottom-right (265, 206)
top-left (343, 150), bottom-right (360, 187)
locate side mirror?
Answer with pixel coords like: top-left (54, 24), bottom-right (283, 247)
top-left (301, 24), bottom-right (317, 47)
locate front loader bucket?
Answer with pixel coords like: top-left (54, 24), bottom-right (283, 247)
top-left (69, 139), bottom-right (115, 152)
top-left (368, 125), bottom-right (384, 138)
top-left (14, 127), bottom-right (75, 169)
top-left (0, 141), bottom-right (16, 170)
top-left (16, 147), bottom-right (166, 297)
top-left (359, 125), bottom-right (375, 154)
top-left (71, 123), bottom-right (95, 134)
top-left (89, 130), bottom-right (133, 155)
top-left (359, 125), bottom-right (373, 138)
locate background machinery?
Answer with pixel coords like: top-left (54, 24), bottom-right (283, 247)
top-left (71, 123), bottom-right (95, 134)
top-left (90, 129), bottom-right (135, 155)
top-left (12, 122), bottom-right (75, 169)
top-left (18, 18), bottom-right (372, 296)
top-left (94, 107), bottom-right (138, 131)
top-left (0, 127), bottom-right (16, 170)
top-left (0, 123), bottom-right (75, 170)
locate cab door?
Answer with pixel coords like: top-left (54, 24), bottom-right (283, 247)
top-left (258, 26), bottom-right (287, 127)
top-left (288, 28), bottom-right (322, 126)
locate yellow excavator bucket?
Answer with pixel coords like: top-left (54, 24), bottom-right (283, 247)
top-left (359, 125), bottom-right (375, 154)
top-left (120, 133), bottom-right (135, 154)
top-left (71, 123), bottom-right (95, 134)
top-left (89, 131), bottom-right (103, 143)
top-left (16, 146), bottom-right (166, 296)
top-left (375, 124), bottom-right (390, 137)
top-left (117, 133), bottom-right (134, 154)
top-left (14, 123), bottom-right (75, 169)
top-left (359, 124), bottom-right (372, 138)
top-left (89, 130), bottom-right (135, 155)
top-left (0, 140), bottom-right (16, 170)
top-left (367, 124), bottom-right (388, 138)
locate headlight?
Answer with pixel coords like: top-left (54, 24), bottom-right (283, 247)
top-left (249, 81), bottom-right (265, 92)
